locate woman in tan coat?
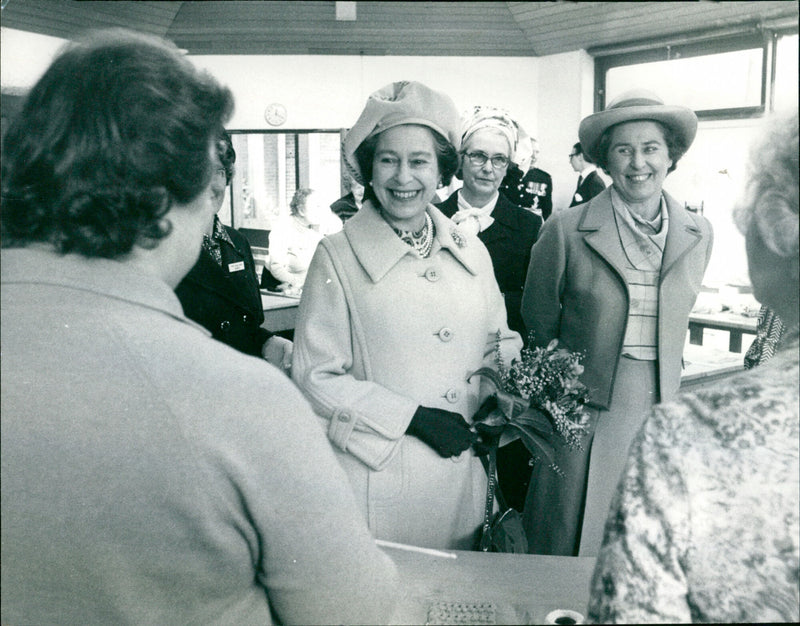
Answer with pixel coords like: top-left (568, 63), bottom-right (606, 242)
top-left (521, 90), bottom-right (713, 557)
top-left (292, 81), bottom-right (522, 550)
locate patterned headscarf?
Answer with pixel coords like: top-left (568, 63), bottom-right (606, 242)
top-left (460, 105), bottom-right (533, 171)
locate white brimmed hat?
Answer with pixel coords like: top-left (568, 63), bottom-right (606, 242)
top-left (579, 89), bottom-right (697, 163)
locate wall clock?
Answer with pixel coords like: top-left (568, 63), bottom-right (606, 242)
top-left (264, 102), bottom-right (287, 126)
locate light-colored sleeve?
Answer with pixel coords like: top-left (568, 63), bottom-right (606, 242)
top-left (178, 351), bottom-right (400, 625)
top-left (521, 212), bottom-right (566, 348)
top-left (291, 241), bottom-right (418, 470)
top-left (267, 222), bottom-right (298, 285)
top-left (587, 404), bottom-right (692, 624)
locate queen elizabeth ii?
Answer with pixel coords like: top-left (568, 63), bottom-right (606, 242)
top-left (291, 81), bottom-right (522, 550)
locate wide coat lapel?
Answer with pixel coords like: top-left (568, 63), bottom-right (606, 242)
top-left (344, 199), bottom-right (479, 283)
top-left (577, 188), bottom-right (629, 286)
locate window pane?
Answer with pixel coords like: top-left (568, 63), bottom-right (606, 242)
top-left (606, 48), bottom-right (763, 111)
top-left (774, 34), bottom-right (799, 113)
top-left (226, 131), bottom-right (341, 231)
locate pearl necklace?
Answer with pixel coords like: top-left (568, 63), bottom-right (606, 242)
top-left (391, 212), bottom-right (435, 258)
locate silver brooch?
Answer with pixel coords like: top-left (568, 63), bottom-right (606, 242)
top-left (450, 228), bottom-right (467, 248)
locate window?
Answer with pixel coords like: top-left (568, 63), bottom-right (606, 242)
top-left (596, 33), bottom-right (769, 119)
top-left (773, 33), bottom-right (799, 112)
top-left (605, 47), bottom-right (764, 116)
top-left (219, 130), bottom-right (344, 231)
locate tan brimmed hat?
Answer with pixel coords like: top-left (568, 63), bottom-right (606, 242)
top-left (342, 81), bottom-right (461, 184)
top-left (579, 89), bottom-right (697, 163)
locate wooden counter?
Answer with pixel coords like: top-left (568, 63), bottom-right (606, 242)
top-left (386, 547), bottom-right (595, 625)
top-left (260, 291), bottom-right (299, 332)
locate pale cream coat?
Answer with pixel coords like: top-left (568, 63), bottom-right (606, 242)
top-left (292, 200), bottom-right (522, 550)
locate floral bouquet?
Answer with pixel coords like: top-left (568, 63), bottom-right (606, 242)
top-left (469, 335), bottom-right (591, 470)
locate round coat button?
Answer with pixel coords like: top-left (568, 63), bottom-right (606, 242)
top-left (219, 320), bottom-right (231, 332)
top-left (437, 327), bottom-right (454, 342)
top-left (424, 268), bottom-right (440, 282)
top-left (338, 412), bottom-right (351, 422)
top-left (444, 388), bottom-right (459, 403)
top-left (242, 314), bottom-right (249, 323)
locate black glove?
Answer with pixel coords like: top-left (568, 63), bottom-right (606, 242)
top-left (406, 406), bottom-right (477, 458)
top-left (472, 395), bottom-right (503, 456)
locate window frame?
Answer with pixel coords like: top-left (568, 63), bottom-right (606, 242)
top-left (593, 31), bottom-right (772, 121)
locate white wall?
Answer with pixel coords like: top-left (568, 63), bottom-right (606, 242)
top-left (0, 28), bottom-right (69, 91)
top-left (190, 54), bottom-right (542, 135)
top-left (535, 50), bottom-right (597, 213)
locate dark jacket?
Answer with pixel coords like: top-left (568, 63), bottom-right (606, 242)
top-left (176, 226), bottom-right (270, 357)
top-left (437, 190), bottom-right (542, 339)
top-left (569, 169), bottom-right (606, 207)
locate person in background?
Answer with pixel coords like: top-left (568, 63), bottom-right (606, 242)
top-left (330, 173), bottom-right (365, 222)
top-left (500, 137), bottom-right (553, 220)
top-left (175, 130), bottom-right (292, 368)
top-left (568, 141), bottom-right (606, 207)
top-left (588, 109), bottom-right (798, 624)
top-left (291, 81), bottom-right (522, 550)
top-left (436, 105), bottom-right (542, 340)
top-left (521, 89), bottom-right (713, 557)
top-left (265, 187), bottom-right (342, 296)
top-left (0, 29), bottom-right (398, 625)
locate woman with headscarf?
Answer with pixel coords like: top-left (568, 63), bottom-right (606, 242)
top-left (588, 109), bottom-right (798, 624)
top-left (291, 81), bottom-right (522, 550)
top-left (521, 90), bottom-right (714, 556)
top-left (436, 106), bottom-right (543, 513)
top-left (437, 106), bottom-right (542, 341)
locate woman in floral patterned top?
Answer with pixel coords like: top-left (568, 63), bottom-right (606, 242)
top-left (588, 109), bottom-right (799, 623)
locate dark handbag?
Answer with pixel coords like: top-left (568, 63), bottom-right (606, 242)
top-left (476, 445), bottom-right (529, 554)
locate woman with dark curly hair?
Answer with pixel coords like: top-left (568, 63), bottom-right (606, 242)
top-left (291, 81), bottom-right (522, 550)
top-left (1, 29), bottom-right (398, 625)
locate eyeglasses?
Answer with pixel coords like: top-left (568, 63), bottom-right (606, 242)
top-left (463, 151), bottom-right (510, 169)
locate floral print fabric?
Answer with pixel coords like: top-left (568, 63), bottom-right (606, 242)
top-left (588, 336), bottom-right (800, 623)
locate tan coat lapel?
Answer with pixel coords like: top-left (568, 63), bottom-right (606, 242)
top-left (577, 188), bottom-right (628, 286)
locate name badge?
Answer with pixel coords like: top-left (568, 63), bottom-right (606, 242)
top-left (228, 261), bottom-right (245, 273)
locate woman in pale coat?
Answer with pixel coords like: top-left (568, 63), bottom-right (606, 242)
top-left (521, 90), bottom-right (713, 557)
top-left (292, 81), bottom-right (522, 550)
